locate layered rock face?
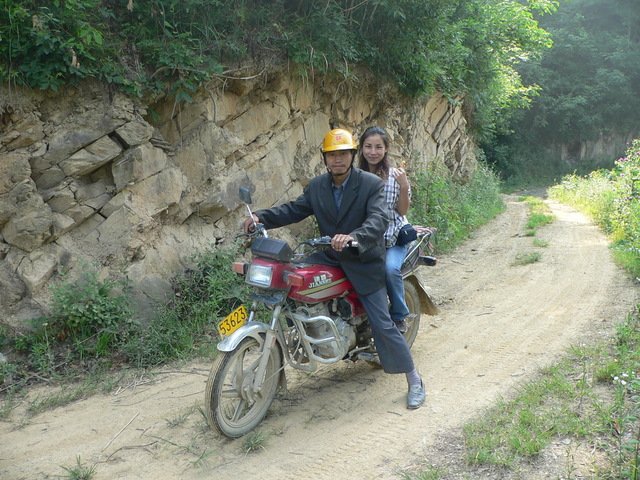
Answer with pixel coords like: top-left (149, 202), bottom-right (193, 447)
top-left (0, 72), bottom-right (476, 327)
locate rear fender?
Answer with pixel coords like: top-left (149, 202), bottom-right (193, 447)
top-left (404, 275), bottom-right (439, 315)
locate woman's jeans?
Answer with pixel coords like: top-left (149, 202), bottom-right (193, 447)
top-left (386, 244), bottom-right (410, 322)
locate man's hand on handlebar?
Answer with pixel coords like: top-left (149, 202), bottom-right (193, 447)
top-left (243, 214), bottom-right (260, 234)
top-left (331, 234), bottom-right (355, 252)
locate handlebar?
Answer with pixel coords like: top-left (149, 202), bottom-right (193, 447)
top-left (303, 236), bottom-right (359, 248)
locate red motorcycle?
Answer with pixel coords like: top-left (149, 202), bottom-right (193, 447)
top-left (204, 187), bottom-right (438, 438)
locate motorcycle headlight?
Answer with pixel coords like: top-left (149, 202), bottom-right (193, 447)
top-left (246, 264), bottom-right (274, 287)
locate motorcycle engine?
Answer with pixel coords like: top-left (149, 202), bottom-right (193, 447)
top-left (296, 304), bottom-right (356, 360)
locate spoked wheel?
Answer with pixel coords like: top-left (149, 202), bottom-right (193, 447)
top-left (204, 336), bottom-right (283, 438)
top-left (402, 280), bottom-right (422, 348)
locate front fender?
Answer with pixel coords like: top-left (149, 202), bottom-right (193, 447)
top-left (216, 321), bottom-right (269, 352)
top-left (405, 275), bottom-right (439, 315)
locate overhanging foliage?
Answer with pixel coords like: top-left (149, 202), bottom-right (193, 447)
top-left (1, 0), bottom-right (556, 136)
top-left (483, 0), bottom-right (640, 186)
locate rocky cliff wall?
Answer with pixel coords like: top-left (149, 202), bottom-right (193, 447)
top-left (549, 131), bottom-right (638, 167)
top-left (0, 71), bottom-right (477, 328)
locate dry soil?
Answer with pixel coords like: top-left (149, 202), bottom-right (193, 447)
top-left (2, 193), bottom-right (639, 480)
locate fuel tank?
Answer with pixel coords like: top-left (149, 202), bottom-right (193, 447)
top-left (288, 265), bottom-right (354, 303)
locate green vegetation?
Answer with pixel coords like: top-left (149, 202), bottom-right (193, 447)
top-left (448, 309), bottom-right (640, 479)
top-left (407, 142), bottom-right (640, 479)
top-left (241, 429), bottom-right (270, 454)
top-left (8, 262), bottom-right (133, 386)
top-left (484, 0), bottom-right (640, 187)
top-left (401, 466), bottom-right (445, 480)
top-left (41, 263), bottom-right (133, 359)
top-left (1, 0), bottom-right (556, 136)
top-left (532, 237), bottom-right (548, 248)
top-left (406, 301), bottom-right (640, 479)
top-left (122, 244), bottom-right (250, 368)
top-left (526, 212), bottom-right (554, 234)
top-left (0, 244), bottom-right (249, 401)
top-left (518, 0), bottom-right (640, 146)
top-left (409, 159), bottom-right (505, 252)
top-left (550, 139), bottom-right (640, 278)
top-left (511, 251), bottom-right (542, 266)
top-left (60, 455), bottom-right (97, 480)
top-left (509, 197), bottom-right (551, 265)
top-left (520, 195), bottom-right (554, 236)
top-left (27, 381), bottom-right (101, 416)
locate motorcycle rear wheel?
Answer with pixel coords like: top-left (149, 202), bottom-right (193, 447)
top-left (402, 280), bottom-right (421, 348)
top-left (204, 336), bottom-right (282, 438)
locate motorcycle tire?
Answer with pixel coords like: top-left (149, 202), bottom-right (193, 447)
top-left (402, 280), bottom-right (422, 348)
top-left (204, 336), bottom-right (283, 438)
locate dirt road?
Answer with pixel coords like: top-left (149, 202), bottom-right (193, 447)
top-left (2, 194), bottom-right (639, 480)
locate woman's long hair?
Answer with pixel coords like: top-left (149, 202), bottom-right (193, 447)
top-left (357, 126), bottom-right (390, 179)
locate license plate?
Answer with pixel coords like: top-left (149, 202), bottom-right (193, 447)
top-left (218, 305), bottom-right (248, 337)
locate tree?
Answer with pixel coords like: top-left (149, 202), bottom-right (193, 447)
top-left (484, 0), bottom-right (640, 184)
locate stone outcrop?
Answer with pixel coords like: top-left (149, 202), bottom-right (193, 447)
top-left (549, 131), bottom-right (637, 167)
top-left (0, 71), bottom-right (477, 328)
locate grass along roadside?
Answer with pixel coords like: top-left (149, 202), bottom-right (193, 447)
top-left (0, 246), bottom-right (249, 408)
top-left (549, 139), bottom-right (640, 278)
top-left (459, 321), bottom-right (640, 478)
top-left (405, 190), bottom-right (640, 479)
top-left (511, 251), bottom-right (542, 266)
top-left (409, 307), bottom-right (640, 480)
top-left (59, 455), bottom-right (97, 480)
top-left (409, 160), bottom-right (505, 253)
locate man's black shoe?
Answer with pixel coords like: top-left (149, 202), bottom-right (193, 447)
top-left (407, 381), bottom-right (426, 409)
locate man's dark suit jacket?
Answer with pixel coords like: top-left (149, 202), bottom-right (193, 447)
top-left (255, 167), bottom-right (389, 296)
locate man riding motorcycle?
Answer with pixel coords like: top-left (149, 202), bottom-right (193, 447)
top-left (243, 128), bottom-right (426, 409)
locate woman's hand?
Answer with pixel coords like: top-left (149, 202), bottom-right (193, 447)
top-left (392, 167), bottom-right (410, 190)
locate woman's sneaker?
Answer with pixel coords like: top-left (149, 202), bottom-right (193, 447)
top-left (394, 320), bottom-right (408, 333)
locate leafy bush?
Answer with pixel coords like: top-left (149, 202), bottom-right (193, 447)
top-left (3, 243), bottom-right (250, 388)
top-left (0, 0), bottom-right (556, 136)
top-left (0, 0), bottom-right (108, 91)
top-left (9, 262), bottom-right (134, 380)
top-left (47, 265), bottom-right (133, 344)
top-left (0, 362), bottom-right (18, 387)
top-left (122, 243), bottom-right (250, 368)
top-left (409, 157), bottom-right (505, 252)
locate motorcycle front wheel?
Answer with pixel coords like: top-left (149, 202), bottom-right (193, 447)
top-left (204, 336), bottom-right (283, 438)
top-left (402, 280), bottom-right (422, 348)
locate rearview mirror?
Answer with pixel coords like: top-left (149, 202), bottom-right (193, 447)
top-left (239, 187), bottom-right (252, 204)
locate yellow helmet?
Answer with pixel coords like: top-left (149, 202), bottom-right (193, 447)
top-left (321, 129), bottom-right (357, 153)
